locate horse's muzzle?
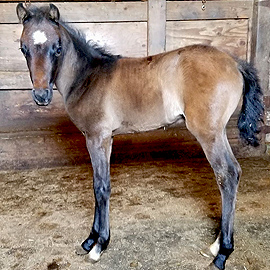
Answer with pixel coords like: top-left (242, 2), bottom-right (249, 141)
top-left (32, 88), bottom-right (53, 106)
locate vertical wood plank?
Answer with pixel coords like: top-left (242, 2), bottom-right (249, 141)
top-left (147, 0), bottom-right (166, 55)
top-left (250, 0), bottom-right (270, 151)
top-left (250, 0), bottom-right (270, 95)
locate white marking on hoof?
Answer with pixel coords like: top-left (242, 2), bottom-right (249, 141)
top-left (89, 245), bottom-right (102, 263)
top-left (32, 30), bottom-right (47, 45)
top-left (210, 235), bottom-right (220, 257)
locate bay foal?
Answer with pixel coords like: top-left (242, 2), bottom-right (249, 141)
top-left (17, 4), bottom-right (264, 269)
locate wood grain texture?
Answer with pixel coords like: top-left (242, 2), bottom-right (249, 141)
top-left (0, 131), bottom-right (89, 169)
top-left (167, 0), bottom-right (253, 20)
top-left (0, 90), bottom-right (69, 133)
top-left (0, 22), bottom-right (147, 89)
top-left (0, 72), bottom-right (31, 90)
top-left (251, 0), bottom-right (270, 96)
top-left (0, 2), bottom-right (147, 24)
top-left (0, 0), bottom-right (266, 168)
top-left (147, 0), bottom-right (166, 55)
top-left (1, 120), bottom-right (261, 170)
top-left (75, 22), bottom-right (147, 57)
top-left (1, 19), bottom-right (248, 89)
top-left (0, 25), bottom-right (25, 73)
top-left (166, 19), bottom-right (248, 59)
top-left (250, 1), bottom-right (270, 150)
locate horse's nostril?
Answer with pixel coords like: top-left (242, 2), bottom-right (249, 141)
top-left (34, 89), bottom-right (48, 98)
top-left (32, 88), bottom-right (52, 106)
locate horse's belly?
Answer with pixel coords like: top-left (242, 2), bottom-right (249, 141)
top-left (111, 101), bottom-right (184, 135)
top-left (109, 83), bottom-right (185, 135)
top-left (162, 86), bottom-right (185, 122)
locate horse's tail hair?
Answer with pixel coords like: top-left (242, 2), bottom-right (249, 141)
top-left (237, 60), bottom-right (264, 147)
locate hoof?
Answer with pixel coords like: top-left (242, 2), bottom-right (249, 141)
top-left (200, 246), bottom-right (215, 258)
top-left (75, 245), bottom-right (89, 256)
top-left (85, 244), bottom-right (103, 263)
top-left (209, 235), bottom-right (220, 257)
top-left (201, 235), bottom-right (220, 258)
top-left (79, 230), bottom-right (109, 263)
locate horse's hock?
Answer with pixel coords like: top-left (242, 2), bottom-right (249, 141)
top-left (0, 0), bottom-right (269, 169)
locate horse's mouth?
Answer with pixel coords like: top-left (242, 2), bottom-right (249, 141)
top-left (33, 99), bottom-right (51, 106)
top-left (34, 100), bottom-right (50, 106)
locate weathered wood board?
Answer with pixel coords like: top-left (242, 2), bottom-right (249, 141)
top-left (0, 22), bottom-right (148, 89)
top-left (0, 2), bottom-right (147, 24)
top-left (1, 19), bottom-right (248, 89)
top-left (0, 91), bottom-right (68, 133)
top-left (0, 0), bottom-right (254, 23)
top-left (0, 0), bottom-right (268, 169)
top-left (166, 0), bottom-right (253, 20)
top-left (166, 19), bottom-right (249, 59)
top-left (251, 0), bottom-right (270, 154)
top-left (0, 22), bottom-right (148, 71)
top-left (148, 0), bottom-right (166, 55)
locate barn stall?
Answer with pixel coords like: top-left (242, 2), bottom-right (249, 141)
top-left (1, 0), bottom-right (269, 169)
top-left (0, 1), bottom-right (269, 270)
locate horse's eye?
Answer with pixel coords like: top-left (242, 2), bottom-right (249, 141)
top-left (55, 46), bottom-right (62, 57)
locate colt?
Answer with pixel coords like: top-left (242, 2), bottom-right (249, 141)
top-left (17, 4), bottom-right (264, 269)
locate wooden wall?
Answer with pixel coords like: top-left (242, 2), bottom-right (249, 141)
top-left (0, 0), bottom-right (269, 169)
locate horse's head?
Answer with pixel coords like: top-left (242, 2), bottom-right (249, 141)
top-left (17, 3), bottom-right (62, 106)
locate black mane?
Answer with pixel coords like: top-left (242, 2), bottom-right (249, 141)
top-left (60, 21), bottom-right (121, 66)
top-left (58, 21), bottom-right (121, 104)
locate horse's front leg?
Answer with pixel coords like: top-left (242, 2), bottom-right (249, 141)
top-left (76, 132), bottom-right (113, 262)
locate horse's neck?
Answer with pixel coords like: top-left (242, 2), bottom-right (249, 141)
top-left (55, 25), bottom-right (118, 107)
top-left (55, 46), bottom-right (76, 98)
top-left (55, 30), bottom-right (87, 104)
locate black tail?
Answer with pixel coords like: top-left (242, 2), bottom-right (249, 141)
top-left (237, 60), bottom-right (264, 147)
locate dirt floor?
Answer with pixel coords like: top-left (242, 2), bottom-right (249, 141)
top-left (0, 156), bottom-right (269, 270)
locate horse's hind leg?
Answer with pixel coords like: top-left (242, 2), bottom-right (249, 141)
top-left (186, 122), bottom-right (241, 270)
top-left (210, 139), bottom-right (241, 270)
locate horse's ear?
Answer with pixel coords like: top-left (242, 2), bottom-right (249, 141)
top-left (16, 3), bottom-right (30, 24)
top-left (49, 4), bottom-right (60, 22)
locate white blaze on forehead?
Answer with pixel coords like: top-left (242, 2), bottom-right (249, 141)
top-left (32, 30), bottom-right (48, 45)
